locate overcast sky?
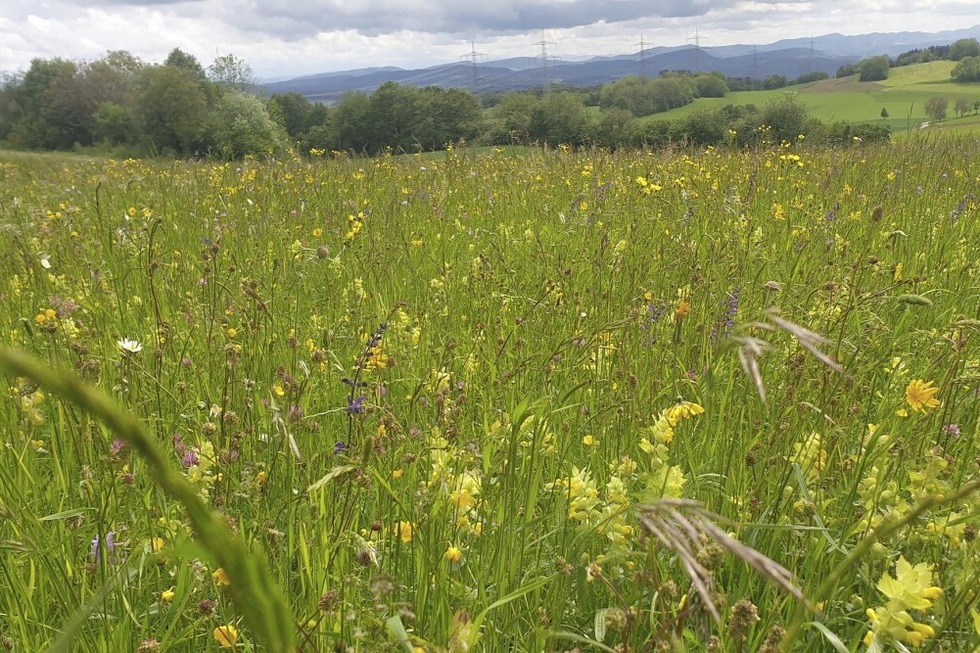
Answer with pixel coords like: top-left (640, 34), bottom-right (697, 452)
top-left (1, 0), bottom-right (979, 79)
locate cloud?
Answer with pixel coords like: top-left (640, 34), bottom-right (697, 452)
top-left (1, 0), bottom-right (977, 78)
top-left (214, 0), bottom-right (737, 39)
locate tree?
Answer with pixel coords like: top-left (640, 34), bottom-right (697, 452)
top-left (763, 74), bottom-right (788, 90)
top-left (487, 92), bottom-right (538, 143)
top-left (211, 90), bottom-right (287, 158)
top-left (594, 108), bottom-right (635, 148)
top-left (164, 48), bottom-right (207, 79)
top-left (836, 63), bottom-right (858, 78)
top-left (208, 53), bottom-right (254, 91)
top-left (858, 56), bottom-right (889, 82)
top-left (949, 38), bottom-right (980, 61)
top-left (329, 91), bottom-right (372, 152)
top-left (528, 92), bottom-right (590, 146)
top-left (951, 56), bottom-right (980, 82)
top-left (880, 107), bottom-right (889, 119)
top-left (269, 92), bottom-right (327, 140)
top-left (924, 96), bottom-right (948, 122)
top-left (599, 75), bottom-right (694, 117)
top-left (761, 94), bottom-right (809, 144)
top-left (682, 109), bottom-right (726, 145)
top-left (137, 64), bottom-right (213, 154)
top-left (694, 73), bottom-right (728, 98)
top-left (954, 97), bottom-right (972, 118)
top-left (411, 87), bottom-right (482, 150)
top-left (795, 71), bottom-right (829, 85)
top-left (5, 57), bottom-right (79, 149)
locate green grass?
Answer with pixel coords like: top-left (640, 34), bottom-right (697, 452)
top-left (1, 140), bottom-right (980, 652)
top-left (640, 61), bottom-right (980, 133)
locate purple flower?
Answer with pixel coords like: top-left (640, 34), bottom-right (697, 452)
top-left (182, 450), bottom-right (199, 468)
top-left (110, 439), bottom-right (126, 454)
top-left (333, 441), bottom-right (348, 455)
top-left (943, 424), bottom-right (961, 439)
top-left (91, 531), bottom-right (116, 562)
top-left (347, 395), bottom-right (366, 414)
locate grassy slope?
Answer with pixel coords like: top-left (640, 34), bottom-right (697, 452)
top-left (637, 60), bottom-right (980, 133)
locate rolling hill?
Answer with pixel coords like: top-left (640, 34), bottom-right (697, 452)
top-left (261, 26), bottom-right (980, 103)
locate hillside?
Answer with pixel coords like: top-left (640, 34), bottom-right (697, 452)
top-left (261, 26), bottom-right (980, 102)
top-left (639, 61), bottom-right (980, 133)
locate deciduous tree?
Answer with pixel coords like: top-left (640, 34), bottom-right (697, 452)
top-left (924, 96), bottom-right (948, 122)
top-left (858, 56), bottom-right (889, 82)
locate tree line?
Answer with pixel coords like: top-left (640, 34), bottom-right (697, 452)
top-left (834, 37), bottom-right (980, 82)
top-left (2, 48), bottom-right (898, 158)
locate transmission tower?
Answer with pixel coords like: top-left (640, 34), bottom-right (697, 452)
top-left (634, 33), bottom-right (651, 77)
top-left (459, 42), bottom-right (487, 91)
top-left (686, 28), bottom-right (708, 72)
top-left (533, 31), bottom-right (559, 93)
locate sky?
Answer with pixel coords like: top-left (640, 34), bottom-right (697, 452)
top-left (1, 0), bottom-right (979, 80)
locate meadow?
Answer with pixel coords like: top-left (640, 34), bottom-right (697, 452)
top-left (645, 61), bottom-right (980, 134)
top-left (1, 138), bottom-right (979, 652)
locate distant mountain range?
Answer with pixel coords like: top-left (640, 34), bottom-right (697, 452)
top-left (261, 25), bottom-right (980, 103)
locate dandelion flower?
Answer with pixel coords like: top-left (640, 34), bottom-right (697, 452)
top-left (117, 338), bottom-right (143, 355)
top-left (213, 624), bottom-right (239, 648)
top-left (160, 589), bottom-right (175, 603)
top-left (905, 379), bottom-right (940, 413)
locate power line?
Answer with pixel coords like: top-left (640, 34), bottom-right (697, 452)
top-left (634, 33), bottom-right (651, 77)
top-left (686, 27), bottom-right (709, 72)
top-left (532, 31), bottom-right (559, 93)
top-left (459, 41), bottom-right (487, 90)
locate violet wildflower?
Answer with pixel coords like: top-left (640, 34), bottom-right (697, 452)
top-left (334, 441), bottom-right (348, 455)
top-left (91, 531), bottom-right (116, 562)
top-left (347, 396), bottom-right (366, 414)
top-left (182, 450), bottom-right (199, 468)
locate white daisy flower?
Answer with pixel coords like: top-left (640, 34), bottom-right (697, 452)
top-left (117, 338), bottom-right (143, 355)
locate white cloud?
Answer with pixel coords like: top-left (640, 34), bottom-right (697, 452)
top-left (0, 0), bottom-right (977, 77)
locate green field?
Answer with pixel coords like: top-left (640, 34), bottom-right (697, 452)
top-left (1, 140), bottom-right (980, 651)
top-left (643, 61), bottom-right (980, 133)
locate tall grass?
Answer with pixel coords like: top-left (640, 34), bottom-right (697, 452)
top-left (1, 138), bottom-right (979, 651)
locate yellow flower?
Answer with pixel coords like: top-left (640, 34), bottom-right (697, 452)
top-left (664, 401), bottom-right (705, 423)
top-left (212, 567), bottom-right (231, 586)
top-left (675, 299), bottom-right (691, 319)
top-left (905, 379), bottom-right (940, 413)
top-left (213, 624), bottom-right (239, 648)
top-left (582, 434), bottom-right (596, 446)
top-left (226, 327), bottom-right (238, 339)
top-left (150, 537), bottom-right (165, 553)
top-left (445, 545), bottom-right (462, 563)
top-left (160, 589), bottom-right (175, 603)
top-left (394, 520), bottom-right (414, 543)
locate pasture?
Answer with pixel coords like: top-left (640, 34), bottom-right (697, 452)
top-left (1, 139), bottom-right (979, 652)
top-left (646, 61), bottom-right (980, 134)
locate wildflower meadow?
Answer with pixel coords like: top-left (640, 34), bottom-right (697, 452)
top-left (1, 139), bottom-right (979, 652)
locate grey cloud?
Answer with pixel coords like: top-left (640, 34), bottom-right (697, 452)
top-left (208, 0), bottom-right (752, 39)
